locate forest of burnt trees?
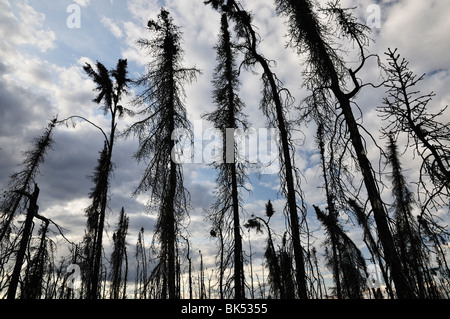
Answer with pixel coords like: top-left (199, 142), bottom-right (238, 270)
top-left (0, 0), bottom-right (449, 300)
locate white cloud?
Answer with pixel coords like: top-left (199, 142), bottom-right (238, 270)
top-left (101, 15), bottom-right (124, 38)
top-left (126, 0), bottom-right (160, 27)
top-left (121, 20), bottom-right (147, 67)
top-left (381, 1), bottom-right (450, 73)
top-left (1, 0), bottom-right (450, 298)
top-left (73, 0), bottom-right (91, 7)
top-left (0, 0), bottom-right (56, 53)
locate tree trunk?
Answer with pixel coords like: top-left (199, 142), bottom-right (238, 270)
top-left (89, 143), bottom-right (112, 299)
top-left (258, 56), bottom-right (308, 299)
top-left (166, 156), bottom-right (177, 299)
top-left (7, 184), bottom-right (40, 299)
top-left (337, 95), bottom-right (414, 298)
top-left (231, 163), bottom-right (244, 298)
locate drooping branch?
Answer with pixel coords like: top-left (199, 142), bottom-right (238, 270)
top-left (379, 48), bottom-right (450, 211)
top-left (205, 0), bottom-right (309, 299)
top-left (275, 0), bottom-right (415, 298)
top-left (56, 116), bottom-right (109, 147)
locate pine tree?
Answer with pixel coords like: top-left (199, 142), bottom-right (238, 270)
top-left (205, 0), bottom-right (309, 299)
top-left (134, 227), bottom-right (149, 299)
top-left (348, 199), bottom-right (393, 299)
top-left (314, 205), bottom-right (368, 299)
top-left (0, 118), bottom-right (56, 299)
top-left (275, 0), bottom-right (414, 298)
top-left (203, 13), bottom-right (248, 299)
top-left (109, 207), bottom-right (129, 299)
top-left (245, 201), bottom-right (279, 297)
top-left (7, 184), bottom-right (40, 299)
top-left (80, 59), bottom-right (130, 299)
top-left (379, 48), bottom-right (450, 211)
top-left (21, 219), bottom-right (50, 299)
top-left (386, 134), bottom-right (432, 298)
top-left (124, 8), bottom-right (200, 299)
top-left (0, 117), bottom-right (56, 244)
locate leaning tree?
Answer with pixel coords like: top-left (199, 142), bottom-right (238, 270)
top-left (205, 0), bottom-right (309, 299)
top-left (275, 0), bottom-right (415, 298)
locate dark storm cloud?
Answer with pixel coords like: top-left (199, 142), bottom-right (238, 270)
top-left (188, 178), bottom-right (215, 209)
top-left (37, 128), bottom-right (105, 207)
top-left (0, 1), bottom-right (449, 297)
top-left (0, 77), bottom-right (58, 195)
top-left (0, 78), bottom-right (55, 138)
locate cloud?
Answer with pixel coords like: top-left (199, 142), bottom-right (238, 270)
top-left (126, 0), bottom-right (160, 26)
top-left (0, 70), bottom-right (59, 184)
top-left (120, 21), bottom-right (147, 67)
top-left (0, 0), bottom-right (56, 53)
top-left (73, 0), bottom-right (91, 7)
top-left (40, 197), bottom-right (92, 241)
top-left (382, 1), bottom-right (450, 72)
top-left (1, 0), bottom-right (450, 298)
top-left (101, 15), bottom-right (124, 38)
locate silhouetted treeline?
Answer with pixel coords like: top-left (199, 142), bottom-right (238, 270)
top-left (1, 1), bottom-right (449, 299)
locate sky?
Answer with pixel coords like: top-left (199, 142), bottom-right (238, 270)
top-left (1, 0), bottom-right (449, 297)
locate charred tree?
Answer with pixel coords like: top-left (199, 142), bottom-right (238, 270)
top-left (0, 119), bottom-right (56, 299)
top-left (316, 124), bottom-right (342, 298)
top-left (379, 48), bottom-right (450, 212)
top-left (124, 8), bottom-right (200, 299)
top-left (134, 227), bottom-right (149, 299)
top-left (109, 207), bottom-right (129, 299)
top-left (348, 199), bottom-right (393, 299)
top-left (275, 0), bottom-right (414, 298)
top-left (314, 205), bottom-right (368, 299)
top-left (203, 14), bottom-right (249, 299)
top-left (386, 135), bottom-right (436, 298)
top-left (79, 59), bottom-right (130, 299)
top-left (0, 118), bottom-right (56, 244)
top-left (205, 0), bottom-right (309, 299)
top-left (245, 200), bottom-right (288, 299)
top-left (21, 212), bottom-right (51, 299)
top-left (7, 184), bottom-right (40, 299)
